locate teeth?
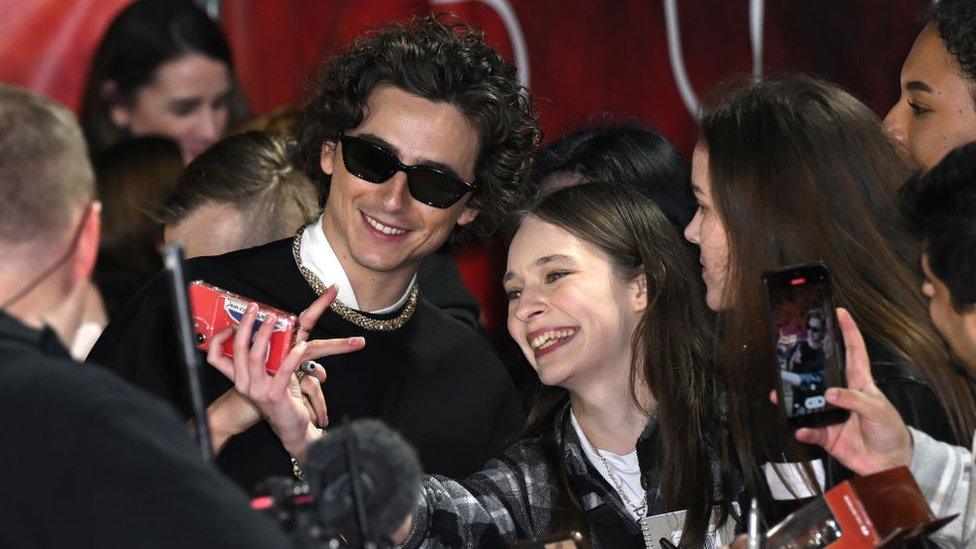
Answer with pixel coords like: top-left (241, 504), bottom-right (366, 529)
top-left (365, 214), bottom-right (407, 235)
top-left (530, 329), bottom-right (576, 351)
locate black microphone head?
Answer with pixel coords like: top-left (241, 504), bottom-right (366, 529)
top-left (304, 419), bottom-right (422, 541)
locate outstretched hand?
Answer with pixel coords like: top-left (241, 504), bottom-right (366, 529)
top-left (207, 287), bottom-right (365, 461)
top-left (790, 308), bottom-right (913, 475)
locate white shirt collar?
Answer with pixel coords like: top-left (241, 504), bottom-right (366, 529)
top-left (299, 214), bottom-right (416, 314)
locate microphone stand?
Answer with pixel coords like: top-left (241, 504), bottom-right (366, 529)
top-left (163, 245), bottom-right (213, 462)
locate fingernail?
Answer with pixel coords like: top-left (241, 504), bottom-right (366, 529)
top-left (247, 303), bottom-right (258, 313)
top-left (349, 336), bottom-right (365, 344)
top-left (825, 388), bottom-right (839, 401)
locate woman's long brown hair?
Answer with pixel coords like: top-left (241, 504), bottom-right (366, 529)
top-left (513, 183), bottom-right (734, 547)
top-left (701, 75), bottom-right (976, 499)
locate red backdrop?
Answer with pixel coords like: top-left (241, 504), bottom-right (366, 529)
top-left (0, 0), bottom-right (929, 336)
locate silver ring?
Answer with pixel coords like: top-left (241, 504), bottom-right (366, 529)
top-left (294, 369), bottom-right (307, 383)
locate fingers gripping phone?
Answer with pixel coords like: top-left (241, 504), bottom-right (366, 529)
top-left (762, 263), bottom-right (850, 429)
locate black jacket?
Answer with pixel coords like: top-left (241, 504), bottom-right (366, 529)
top-left (0, 311), bottom-right (290, 548)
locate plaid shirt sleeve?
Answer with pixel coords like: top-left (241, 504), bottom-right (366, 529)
top-left (401, 443), bottom-right (560, 548)
top-left (908, 427), bottom-right (976, 547)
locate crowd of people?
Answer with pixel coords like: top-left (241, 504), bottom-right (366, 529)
top-left (3, 0), bottom-right (976, 547)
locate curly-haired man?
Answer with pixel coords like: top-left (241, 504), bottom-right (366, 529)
top-left (90, 16), bottom-right (540, 493)
top-left (885, 0), bottom-right (976, 170)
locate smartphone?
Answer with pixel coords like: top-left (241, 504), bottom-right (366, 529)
top-left (762, 263), bottom-right (849, 429)
top-left (188, 281), bottom-right (298, 374)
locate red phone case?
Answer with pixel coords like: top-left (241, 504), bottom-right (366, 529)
top-left (188, 281), bottom-right (298, 374)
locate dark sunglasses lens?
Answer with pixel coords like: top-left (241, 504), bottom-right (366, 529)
top-left (408, 169), bottom-right (467, 208)
top-left (343, 139), bottom-right (396, 183)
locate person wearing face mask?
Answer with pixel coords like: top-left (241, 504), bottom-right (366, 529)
top-left (884, 0), bottom-right (976, 171)
top-left (81, 0), bottom-right (245, 164)
top-left (207, 183), bottom-right (740, 548)
top-left (683, 75), bottom-right (976, 529)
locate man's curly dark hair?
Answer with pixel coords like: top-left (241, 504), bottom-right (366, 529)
top-left (296, 15), bottom-right (540, 243)
top-left (927, 0), bottom-right (976, 98)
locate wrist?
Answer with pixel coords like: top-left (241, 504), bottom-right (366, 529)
top-left (283, 423), bottom-right (325, 463)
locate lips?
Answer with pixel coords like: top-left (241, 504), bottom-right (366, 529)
top-left (361, 212), bottom-right (410, 238)
top-left (527, 326), bottom-right (578, 358)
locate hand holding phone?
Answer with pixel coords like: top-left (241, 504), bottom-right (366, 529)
top-left (792, 308), bottom-right (914, 476)
top-left (189, 281), bottom-right (298, 374)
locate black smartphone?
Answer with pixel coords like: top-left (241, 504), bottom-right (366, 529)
top-left (762, 263), bottom-right (849, 429)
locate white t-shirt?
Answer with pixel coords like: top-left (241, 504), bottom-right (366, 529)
top-left (570, 410), bottom-right (645, 521)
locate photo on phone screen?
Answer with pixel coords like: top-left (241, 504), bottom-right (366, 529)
top-left (763, 264), bottom-right (849, 428)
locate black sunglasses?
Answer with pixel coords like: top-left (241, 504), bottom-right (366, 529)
top-left (338, 134), bottom-right (475, 209)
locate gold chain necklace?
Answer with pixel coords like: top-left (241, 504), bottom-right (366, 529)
top-left (291, 225), bottom-right (418, 331)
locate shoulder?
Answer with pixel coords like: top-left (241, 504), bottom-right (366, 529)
top-left (413, 298), bottom-right (494, 355)
top-left (6, 355), bottom-right (181, 423)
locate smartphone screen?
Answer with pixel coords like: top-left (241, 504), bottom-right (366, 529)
top-left (763, 264), bottom-right (849, 428)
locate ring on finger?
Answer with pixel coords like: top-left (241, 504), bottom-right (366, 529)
top-left (294, 369), bottom-right (307, 383)
top-left (297, 324), bottom-right (312, 336)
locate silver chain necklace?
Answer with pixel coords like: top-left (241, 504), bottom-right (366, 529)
top-left (578, 422), bottom-right (648, 519)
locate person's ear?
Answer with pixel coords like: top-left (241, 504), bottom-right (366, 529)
top-left (456, 206), bottom-right (479, 227)
top-left (70, 202), bottom-right (101, 290)
top-left (103, 81), bottom-right (131, 129)
top-left (631, 273), bottom-right (648, 313)
top-left (320, 139), bottom-right (337, 176)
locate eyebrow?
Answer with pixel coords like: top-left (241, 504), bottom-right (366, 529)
top-left (502, 254), bottom-right (577, 283)
top-left (355, 132), bottom-right (467, 180)
top-left (906, 80), bottom-right (933, 93)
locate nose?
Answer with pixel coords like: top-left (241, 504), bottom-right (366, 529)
top-left (512, 285), bottom-right (547, 324)
top-left (196, 107), bottom-right (225, 144)
top-left (379, 171), bottom-right (412, 212)
top-left (883, 103), bottom-right (907, 145)
top-left (684, 209), bottom-right (701, 245)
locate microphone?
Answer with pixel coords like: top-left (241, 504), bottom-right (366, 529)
top-left (304, 419), bottom-right (422, 546)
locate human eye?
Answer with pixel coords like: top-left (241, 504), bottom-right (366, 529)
top-left (908, 100), bottom-right (929, 117)
top-left (504, 287), bottom-right (521, 301)
top-left (545, 270), bottom-right (571, 283)
top-left (169, 99), bottom-right (200, 117)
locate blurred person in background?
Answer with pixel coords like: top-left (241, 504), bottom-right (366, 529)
top-left (159, 131), bottom-right (319, 260)
top-left (532, 123), bottom-right (697, 230)
top-left (81, 0), bottom-right (248, 164)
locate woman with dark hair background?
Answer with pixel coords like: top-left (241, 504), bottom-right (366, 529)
top-left (683, 75), bottom-right (976, 525)
top-left (81, 0), bottom-right (247, 163)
